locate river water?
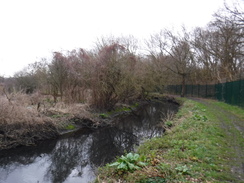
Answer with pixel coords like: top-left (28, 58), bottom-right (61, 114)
top-left (0, 100), bottom-right (178, 183)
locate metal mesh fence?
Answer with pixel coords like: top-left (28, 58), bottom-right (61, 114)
top-left (165, 84), bottom-right (216, 98)
top-left (215, 80), bottom-right (244, 107)
top-left (165, 79), bottom-right (244, 108)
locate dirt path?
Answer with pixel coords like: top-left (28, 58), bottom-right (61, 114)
top-left (191, 98), bottom-right (244, 182)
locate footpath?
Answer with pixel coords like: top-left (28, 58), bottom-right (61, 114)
top-left (191, 98), bottom-right (244, 182)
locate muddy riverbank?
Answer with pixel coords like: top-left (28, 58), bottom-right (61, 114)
top-left (0, 96), bottom-right (179, 151)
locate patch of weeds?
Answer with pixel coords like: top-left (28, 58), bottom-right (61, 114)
top-left (51, 114), bottom-right (63, 118)
top-left (109, 153), bottom-right (147, 173)
top-left (193, 113), bottom-right (208, 121)
top-left (102, 103), bottom-right (140, 117)
top-left (133, 102), bottom-right (139, 107)
top-left (65, 124), bottom-right (75, 130)
top-left (99, 113), bottom-right (109, 119)
top-left (165, 121), bottom-right (173, 128)
top-left (113, 105), bottom-right (134, 113)
top-left (121, 106), bottom-right (131, 112)
top-left (175, 164), bottom-right (190, 175)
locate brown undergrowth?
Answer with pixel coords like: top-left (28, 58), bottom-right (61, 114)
top-left (0, 93), bottom-right (58, 150)
top-left (0, 92), bottom-right (94, 150)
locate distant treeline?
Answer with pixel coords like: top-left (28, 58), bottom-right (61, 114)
top-left (1, 3), bottom-right (243, 110)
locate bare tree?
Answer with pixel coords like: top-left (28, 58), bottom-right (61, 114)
top-left (14, 68), bottom-right (38, 94)
top-left (224, 0), bottom-right (244, 27)
top-left (90, 42), bottom-right (138, 110)
top-left (48, 52), bottom-right (68, 102)
top-left (192, 28), bottom-right (222, 82)
top-left (193, 6), bottom-right (244, 82)
top-left (148, 29), bottom-right (195, 97)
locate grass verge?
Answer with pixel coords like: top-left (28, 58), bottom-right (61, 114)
top-left (212, 101), bottom-right (244, 121)
top-left (96, 98), bottom-right (242, 183)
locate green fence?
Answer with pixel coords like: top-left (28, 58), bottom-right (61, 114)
top-left (165, 79), bottom-right (244, 108)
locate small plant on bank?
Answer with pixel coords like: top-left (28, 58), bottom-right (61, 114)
top-left (51, 114), bottom-right (62, 118)
top-left (160, 110), bottom-right (175, 130)
top-left (175, 164), bottom-right (190, 175)
top-left (65, 124), bottom-right (75, 130)
top-left (99, 103), bottom-right (140, 118)
top-left (99, 113), bottom-right (109, 119)
top-left (109, 153), bottom-right (147, 173)
top-left (193, 113), bottom-right (208, 121)
top-left (165, 121), bottom-right (173, 128)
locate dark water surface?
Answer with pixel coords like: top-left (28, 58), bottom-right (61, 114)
top-left (0, 101), bottom-right (178, 183)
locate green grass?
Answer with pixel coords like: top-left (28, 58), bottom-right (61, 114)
top-left (212, 101), bottom-right (244, 120)
top-left (65, 124), bottom-right (76, 130)
top-left (96, 99), bottom-right (242, 183)
top-left (99, 102), bottom-right (139, 118)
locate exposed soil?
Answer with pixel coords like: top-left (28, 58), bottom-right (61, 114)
top-left (191, 98), bottom-right (244, 182)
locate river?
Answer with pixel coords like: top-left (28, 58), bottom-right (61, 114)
top-left (0, 100), bottom-right (178, 183)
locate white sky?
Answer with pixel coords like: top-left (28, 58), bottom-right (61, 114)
top-left (0, 0), bottom-right (240, 77)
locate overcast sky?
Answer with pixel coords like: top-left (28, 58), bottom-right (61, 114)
top-left (0, 0), bottom-right (241, 77)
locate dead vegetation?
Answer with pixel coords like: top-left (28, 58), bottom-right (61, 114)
top-left (0, 91), bottom-right (95, 150)
top-left (0, 92), bottom-right (56, 150)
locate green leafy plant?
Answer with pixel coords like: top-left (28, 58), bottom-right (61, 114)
top-left (165, 121), bottom-right (173, 128)
top-left (133, 102), bottom-right (139, 107)
top-left (65, 124), bottom-right (75, 130)
top-left (193, 114), bottom-right (208, 121)
top-left (175, 165), bottom-right (190, 175)
top-left (109, 153), bottom-right (147, 172)
top-left (113, 106), bottom-right (132, 113)
top-left (201, 115), bottom-right (208, 121)
top-left (99, 113), bottom-right (109, 118)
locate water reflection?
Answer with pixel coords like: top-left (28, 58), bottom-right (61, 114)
top-left (0, 101), bottom-right (178, 183)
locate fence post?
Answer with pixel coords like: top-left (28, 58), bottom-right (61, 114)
top-left (225, 82), bottom-right (227, 103)
top-left (239, 79), bottom-right (241, 106)
top-left (215, 83), bottom-right (218, 100)
top-left (222, 83), bottom-right (225, 102)
top-left (185, 85), bottom-right (187, 97)
top-left (198, 84), bottom-right (200, 98)
top-left (241, 80), bottom-right (244, 107)
top-left (205, 84), bottom-right (208, 98)
top-left (230, 81), bottom-right (233, 105)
